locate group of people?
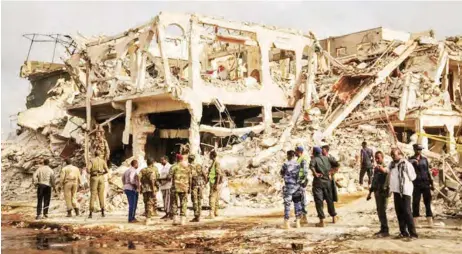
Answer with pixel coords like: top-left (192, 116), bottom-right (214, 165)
top-left (280, 141), bottom-right (434, 239)
top-left (33, 149), bottom-right (224, 226)
top-left (33, 137), bottom-right (434, 237)
top-left (366, 144), bottom-right (434, 238)
top-left (280, 145), bottom-right (340, 229)
top-left (120, 150), bottom-right (223, 225)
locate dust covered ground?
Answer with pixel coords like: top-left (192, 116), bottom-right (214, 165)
top-left (3, 192), bottom-right (462, 254)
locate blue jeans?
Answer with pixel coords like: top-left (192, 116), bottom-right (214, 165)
top-left (124, 189), bottom-right (139, 222)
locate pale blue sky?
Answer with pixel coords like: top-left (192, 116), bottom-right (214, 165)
top-left (2, 1), bottom-right (462, 135)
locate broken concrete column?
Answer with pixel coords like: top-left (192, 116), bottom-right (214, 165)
top-left (446, 123), bottom-right (456, 153)
top-left (131, 114), bottom-right (156, 160)
top-left (262, 103), bottom-right (273, 132)
top-left (122, 100), bottom-right (132, 145)
top-left (188, 101), bottom-right (203, 155)
top-left (156, 21), bottom-right (172, 87)
top-left (399, 74), bottom-right (411, 121)
top-left (304, 48), bottom-right (317, 110)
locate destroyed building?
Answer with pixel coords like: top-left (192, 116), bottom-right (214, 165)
top-left (2, 12), bottom-right (462, 212)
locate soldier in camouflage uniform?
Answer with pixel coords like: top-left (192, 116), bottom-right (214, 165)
top-left (188, 154), bottom-right (207, 222)
top-left (206, 151), bottom-right (223, 219)
top-left (87, 150), bottom-right (108, 218)
top-left (169, 154), bottom-right (191, 225)
top-left (139, 158), bottom-right (160, 218)
top-left (91, 126), bottom-right (110, 162)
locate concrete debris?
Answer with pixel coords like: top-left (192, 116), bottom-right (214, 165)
top-left (3, 13), bottom-right (462, 215)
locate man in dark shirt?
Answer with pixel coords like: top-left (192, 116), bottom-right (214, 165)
top-left (359, 141), bottom-right (374, 186)
top-left (409, 144), bottom-right (434, 227)
top-left (367, 151), bottom-right (390, 237)
top-left (310, 146), bottom-right (339, 227)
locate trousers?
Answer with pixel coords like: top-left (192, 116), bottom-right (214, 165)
top-left (64, 182), bottom-right (78, 210)
top-left (393, 193), bottom-right (417, 237)
top-left (312, 182), bottom-right (337, 219)
top-left (161, 189), bottom-right (171, 215)
top-left (283, 187), bottom-right (303, 220)
top-left (359, 166), bottom-right (372, 185)
top-left (209, 185), bottom-right (220, 215)
top-left (125, 189), bottom-right (139, 222)
top-left (172, 192), bottom-right (188, 216)
top-left (143, 191), bottom-right (157, 218)
top-left (374, 191), bottom-right (389, 233)
top-left (90, 175), bottom-right (105, 211)
top-left (412, 185), bottom-right (433, 217)
top-left (191, 186), bottom-right (204, 217)
top-left (37, 184), bottom-right (51, 216)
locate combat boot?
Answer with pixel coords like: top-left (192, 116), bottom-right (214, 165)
top-left (283, 219), bottom-right (291, 229)
top-left (88, 212), bottom-right (92, 219)
top-left (172, 215), bottom-right (180, 225)
top-left (180, 216), bottom-right (186, 225)
top-left (315, 219), bottom-right (325, 227)
top-left (190, 216), bottom-right (200, 222)
top-left (66, 210), bottom-right (72, 217)
top-left (101, 209), bottom-right (105, 218)
top-left (332, 216), bottom-right (339, 224)
top-left (300, 214), bottom-right (308, 225)
top-left (214, 209), bottom-right (219, 217)
top-left (295, 218), bottom-right (301, 228)
top-left (205, 210), bottom-right (215, 219)
top-left (74, 208), bottom-right (80, 216)
top-left (427, 217), bottom-right (434, 227)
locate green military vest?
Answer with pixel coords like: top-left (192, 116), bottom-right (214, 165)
top-left (209, 161), bottom-right (218, 185)
top-left (297, 154), bottom-right (308, 179)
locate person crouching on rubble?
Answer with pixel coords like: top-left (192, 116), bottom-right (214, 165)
top-left (294, 146), bottom-right (309, 224)
top-left (409, 144), bottom-right (434, 227)
top-left (33, 159), bottom-right (57, 220)
top-left (310, 147), bottom-right (340, 227)
top-left (122, 159), bottom-right (140, 223)
top-left (389, 148), bottom-right (418, 239)
top-left (280, 150), bottom-right (306, 229)
top-left (366, 151), bottom-right (390, 237)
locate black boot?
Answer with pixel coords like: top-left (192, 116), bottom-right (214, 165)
top-left (88, 212), bottom-right (92, 219)
top-left (66, 210), bottom-right (72, 217)
top-left (74, 208), bottom-right (80, 216)
top-left (101, 209), bottom-right (105, 217)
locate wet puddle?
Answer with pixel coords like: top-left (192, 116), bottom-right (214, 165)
top-left (1, 227), bottom-right (200, 253)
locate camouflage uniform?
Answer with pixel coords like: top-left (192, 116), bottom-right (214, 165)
top-left (208, 160), bottom-right (223, 216)
top-left (139, 165), bottom-right (160, 218)
top-left (280, 159), bottom-right (305, 220)
top-left (190, 162), bottom-right (206, 218)
top-left (88, 156), bottom-right (108, 212)
top-left (170, 162), bottom-right (191, 216)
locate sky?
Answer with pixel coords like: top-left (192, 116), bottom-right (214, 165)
top-left (2, 1), bottom-right (462, 136)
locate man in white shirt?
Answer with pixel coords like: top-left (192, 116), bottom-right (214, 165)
top-left (388, 148), bottom-right (418, 238)
top-left (157, 156), bottom-right (172, 220)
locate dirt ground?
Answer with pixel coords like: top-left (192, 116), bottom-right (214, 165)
top-left (2, 192), bottom-right (462, 253)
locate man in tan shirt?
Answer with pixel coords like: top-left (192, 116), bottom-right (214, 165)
top-left (33, 159), bottom-right (56, 220)
top-left (87, 151), bottom-right (108, 218)
top-left (60, 159), bottom-right (82, 217)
